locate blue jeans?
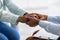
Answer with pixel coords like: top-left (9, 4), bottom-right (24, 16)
top-left (0, 22), bottom-right (20, 40)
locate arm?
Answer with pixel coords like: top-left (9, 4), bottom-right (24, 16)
top-left (4, 0), bottom-right (26, 16)
top-left (39, 21), bottom-right (60, 35)
top-left (35, 13), bottom-right (60, 24)
top-left (47, 16), bottom-right (60, 24)
top-left (0, 11), bottom-right (19, 25)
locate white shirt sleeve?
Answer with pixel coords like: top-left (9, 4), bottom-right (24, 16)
top-left (47, 16), bottom-right (60, 24)
top-left (4, 0), bottom-right (26, 16)
top-left (39, 21), bottom-right (60, 36)
top-left (0, 11), bottom-right (19, 25)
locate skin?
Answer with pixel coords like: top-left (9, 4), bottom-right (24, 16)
top-left (26, 37), bottom-right (47, 40)
top-left (17, 13), bottom-right (47, 27)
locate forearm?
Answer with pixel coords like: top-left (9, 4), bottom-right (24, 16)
top-left (38, 14), bottom-right (60, 23)
top-left (0, 11), bottom-right (19, 25)
top-left (47, 16), bottom-right (60, 23)
top-left (39, 21), bottom-right (60, 35)
top-left (4, 0), bottom-right (26, 16)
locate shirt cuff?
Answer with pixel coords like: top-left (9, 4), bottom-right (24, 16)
top-left (39, 21), bottom-right (50, 28)
top-left (47, 16), bottom-right (54, 22)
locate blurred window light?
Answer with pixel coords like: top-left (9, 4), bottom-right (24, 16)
top-left (12, 0), bottom-right (48, 8)
top-left (12, 0), bottom-right (60, 16)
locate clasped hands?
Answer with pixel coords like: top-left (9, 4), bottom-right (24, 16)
top-left (17, 13), bottom-right (47, 27)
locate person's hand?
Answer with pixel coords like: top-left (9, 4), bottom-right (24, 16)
top-left (34, 13), bottom-right (47, 20)
top-left (17, 13), bottom-right (47, 27)
top-left (25, 17), bottom-right (40, 27)
top-left (26, 36), bottom-right (40, 40)
top-left (17, 12), bottom-right (29, 23)
top-left (17, 16), bottom-right (29, 23)
top-left (17, 12), bottom-right (40, 27)
top-left (24, 13), bottom-right (47, 20)
top-left (17, 16), bottom-right (39, 27)
top-left (23, 13), bottom-right (47, 27)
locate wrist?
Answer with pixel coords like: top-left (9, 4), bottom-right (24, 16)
top-left (42, 15), bottom-right (48, 21)
top-left (17, 16), bottom-right (21, 22)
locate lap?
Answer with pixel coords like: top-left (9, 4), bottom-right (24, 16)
top-left (0, 33), bottom-right (8, 40)
top-left (0, 22), bottom-right (20, 40)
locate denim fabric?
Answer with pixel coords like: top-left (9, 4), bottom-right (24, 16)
top-left (0, 33), bottom-right (8, 40)
top-left (0, 22), bottom-right (20, 40)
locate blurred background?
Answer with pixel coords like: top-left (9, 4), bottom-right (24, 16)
top-left (8, 0), bottom-right (60, 40)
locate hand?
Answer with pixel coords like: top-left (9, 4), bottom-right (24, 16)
top-left (17, 16), bottom-right (39, 27)
top-left (17, 16), bottom-right (29, 23)
top-left (20, 13), bottom-right (40, 27)
top-left (24, 13), bottom-right (47, 20)
top-left (25, 17), bottom-right (40, 27)
top-left (35, 13), bottom-right (47, 20)
top-left (17, 13), bottom-right (47, 27)
top-left (23, 13), bottom-right (47, 27)
top-left (26, 36), bottom-right (40, 40)
top-left (17, 12), bottom-right (30, 23)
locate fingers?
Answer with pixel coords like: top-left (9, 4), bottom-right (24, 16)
top-left (18, 13), bottom-right (42, 27)
top-left (24, 13), bottom-right (40, 20)
top-left (24, 13), bottom-right (47, 20)
top-left (26, 20), bottom-right (38, 27)
top-left (29, 13), bottom-right (47, 20)
top-left (17, 16), bottom-right (39, 26)
top-left (17, 16), bottom-right (29, 23)
top-left (26, 17), bottom-right (39, 27)
top-left (36, 14), bottom-right (47, 20)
